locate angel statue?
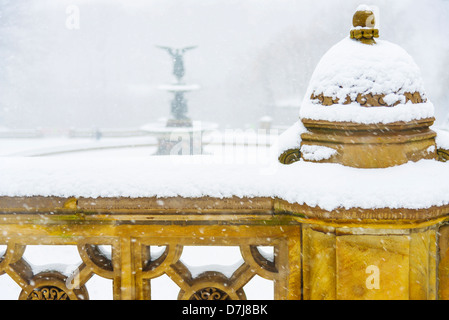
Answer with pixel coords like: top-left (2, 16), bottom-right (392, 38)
top-left (156, 46), bottom-right (197, 82)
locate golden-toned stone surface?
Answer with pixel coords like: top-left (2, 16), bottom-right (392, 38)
top-left (350, 28), bottom-right (379, 44)
top-left (350, 9), bottom-right (379, 45)
top-left (303, 226), bottom-right (336, 300)
top-left (278, 148), bottom-right (301, 165)
top-left (409, 229), bottom-right (437, 300)
top-left (438, 148), bottom-right (449, 162)
top-left (301, 224), bottom-right (440, 300)
top-left (0, 196), bottom-right (303, 300)
top-left (353, 9), bottom-right (376, 28)
top-left (438, 225), bottom-right (449, 300)
top-left (336, 234), bottom-right (410, 300)
top-left (0, 194), bottom-right (447, 301)
top-left (300, 118), bottom-right (437, 168)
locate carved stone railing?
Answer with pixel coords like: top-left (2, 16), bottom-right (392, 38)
top-left (2, 195), bottom-right (449, 300)
top-left (0, 196), bottom-right (301, 300)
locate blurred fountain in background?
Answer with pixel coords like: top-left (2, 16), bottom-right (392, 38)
top-left (141, 45), bottom-right (217, 155)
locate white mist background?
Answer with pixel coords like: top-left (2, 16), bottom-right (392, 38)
top-left (0, 0), bottom-right (448, 130)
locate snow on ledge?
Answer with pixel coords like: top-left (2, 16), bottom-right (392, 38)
top-left (299, 100), bottom-right (434, 124)
top-left (1, 157), bottom-right (449, 212)
top-left (435, 128), bottom-right (449, 150)
top-left (301, 145), bottom-right (337, 161)
top-left (277, 120), bottom-right (306, 154)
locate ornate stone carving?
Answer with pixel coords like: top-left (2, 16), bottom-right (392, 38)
top-left (350, 28), bottom-right (379, 43)
top-left (437, 148), bottom-right (449, 162)
top-left (19, 271), bottom-right (89, 300)
top-left (350, 8), bottom-right (379, 45)
top-left (310, 92), bottom-right (426, 107)
top-left (278, 148), bottom-right (301, 165)
top-left (77, 243), bottom-right (114, 280)
top-left (189, 287), bottom-right (230, 300)
top-left (177, 271), bottom-right (248, 300)
top-left (27, 286), bottom-right (69, 300)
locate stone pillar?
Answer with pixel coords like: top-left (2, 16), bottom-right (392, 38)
top-left (302, 225), bottom-right (437, 300)
top-left (277, 6), bottom-right (449, 299)
top-left (276, 201), bottom-right (445, 300)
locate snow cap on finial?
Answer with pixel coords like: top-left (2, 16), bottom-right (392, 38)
top-left (350, 5), bottom-right (379, 44)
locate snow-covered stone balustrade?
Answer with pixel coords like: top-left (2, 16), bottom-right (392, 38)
top-left (0, 194), bottom-right (301, 300)
top-left (2, 6), bottom-right (449, 300)
top-left (2, 155), bottom-right (449, 300)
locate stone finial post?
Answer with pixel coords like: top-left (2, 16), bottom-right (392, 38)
top-left (350, 7), bottom-right (379, 45)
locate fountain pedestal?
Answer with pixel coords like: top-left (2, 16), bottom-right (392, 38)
top-left (141, 119), bottom-right (217, 155)
top-left (142, 46), bottom-right (217, 155)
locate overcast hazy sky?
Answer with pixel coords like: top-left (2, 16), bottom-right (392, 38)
top-left (0, 0), bottom-right (448, 130)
